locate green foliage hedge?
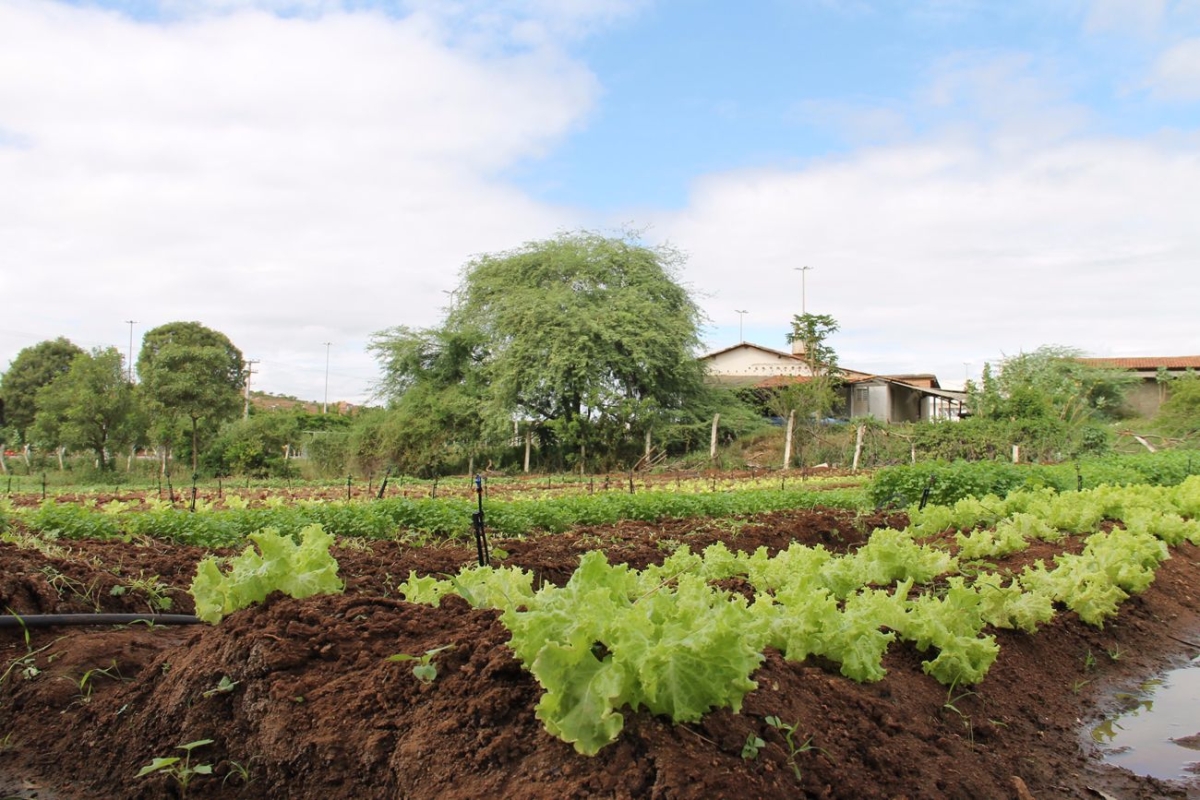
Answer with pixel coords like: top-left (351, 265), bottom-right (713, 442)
top-left (868, 451), bottom-right (1200, 507)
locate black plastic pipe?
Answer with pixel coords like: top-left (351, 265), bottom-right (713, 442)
top-left (0, 614), bottom-right (201, 629)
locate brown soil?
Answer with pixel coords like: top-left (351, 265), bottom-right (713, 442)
top-left (1, 507), bottom-right (1199, 800)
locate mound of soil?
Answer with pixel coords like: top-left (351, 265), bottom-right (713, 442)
top-left (1, 507), bottom-right (1199, 799)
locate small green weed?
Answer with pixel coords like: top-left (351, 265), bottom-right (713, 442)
top-left (201, 675), bottom-right (239, 698)
top-left (68, 660), bottom-right (124, 704)
top-left (110, 573), bottom-right (174, 612)
top-left (387, 644), bottom-right (454, 684)
top-left (136, 738), bottom-right (214, 798)
top-left (941, 679), bottom-right (978, 744)
top-left (741, 732), bottom-right (765, 760)
top-left (764, 715), bottom-right (822, 781)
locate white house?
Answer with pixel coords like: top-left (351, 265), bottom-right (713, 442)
top-left (700, 341), bottom-right (965, 423)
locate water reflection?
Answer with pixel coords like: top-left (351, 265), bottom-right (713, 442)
top-left (1093, 659), bottom-right (1200, 781)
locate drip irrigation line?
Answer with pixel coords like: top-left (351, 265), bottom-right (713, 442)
top-left (0, 614), bottom-right (201, 629)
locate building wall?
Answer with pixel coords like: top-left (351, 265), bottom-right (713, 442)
top-left (890, 385), bottom-right (923, 423)
top-left (868, 384), bottom-right (891, 421)
top-left (704, 348), bottom-right (811, 378)
top-left (1125, 381), bottom-right (1169, 418)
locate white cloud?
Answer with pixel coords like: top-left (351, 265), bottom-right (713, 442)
top-left (1147, 37), bottom-right (1200, 100)
top-left (658, 133), bottom-right (1200, 387)
top-left (1083, 0), bottom-right (1169, 35)
top-left (0, 0), bottom-right (600, 402)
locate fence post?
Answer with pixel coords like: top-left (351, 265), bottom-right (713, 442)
top-left (783, 410), bottom-right (796, 469)
top-left (524, 426), bottom-right (532, 473)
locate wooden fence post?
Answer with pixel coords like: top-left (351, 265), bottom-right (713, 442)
top-left (783, 410), bottom-right (796, 469)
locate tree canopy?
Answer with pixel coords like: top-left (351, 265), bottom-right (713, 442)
top-left (137, 321), bottom-right (245, 473)
top-left (372, 231), bottom-right (713, 469)
top-left (968, 346), bottom-right (1132, 424)
top-left (32, 347), bottom-right (139, 470)
top-left (0, 337), bottom-right (84, 444)
top-left (773, 313), bottom-right (843, 422)
top-left (1153, 373), bottom-right (1200, 439)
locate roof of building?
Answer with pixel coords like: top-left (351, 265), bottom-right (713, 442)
top-left (701, 341), bottom-right (801, 361)
top-left (701, 342), bottom-right (945, 391)
top-left (1077, 356), bottom-right (1200, 370)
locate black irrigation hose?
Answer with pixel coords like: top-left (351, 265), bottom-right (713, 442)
top-left (0, 614), bottom-right (201, 629)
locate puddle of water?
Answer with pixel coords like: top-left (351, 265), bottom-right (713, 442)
top-left (1093, 656), bottom-right (1200, 781)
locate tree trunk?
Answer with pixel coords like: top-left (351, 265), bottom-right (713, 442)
top-left (0, 450), bottom-right (7, 474)
top-left (709, 414), bottom-right (720, 461)
top-left (56, 447), bottom-right (66, 471)
top-left (524, 426), bottom-right (532, 473)
top-left (852, 425), bottom-right (865, 471)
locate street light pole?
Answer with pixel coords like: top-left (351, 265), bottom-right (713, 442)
top-left (124, 320), bottom-right (137, 383)
top-left (322, 342), bottom-right (332, 414)
top-left (794, 266), bottom-right (813, 315)
top-left (735, 309), bottom-right (748, 342)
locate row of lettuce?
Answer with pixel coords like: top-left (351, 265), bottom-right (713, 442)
top-left (2, 451), bottom-right (1196, 546)
top-left (189, 471), bottom-right (1200, 754)
top-left (3, 486), bottom-right (865, 547)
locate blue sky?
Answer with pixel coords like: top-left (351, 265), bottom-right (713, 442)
top-left (513, 1), bottom-right (1200, 208)
top-left (2, 0), bottom-right (1199, 403)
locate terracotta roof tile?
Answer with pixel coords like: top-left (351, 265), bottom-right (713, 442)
top-left (1077, 356), bottom-right (1200, 370)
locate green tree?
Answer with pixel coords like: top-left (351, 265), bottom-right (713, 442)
top-left (368, 324), bottom-right (491, 475)
top-left (373, 231), bottom-right (712, 471)
top-left (1153, 373), bottom-right (1200, 439)
top-left (965, 346), bottom-right (1132, 459)
top-left (137, 322), bottom-right (245, 474)
top-left (774, 313), bottom-right (842, 422)
top-left (205, 413), bottom-right (300, 478)
top-left (31, 347), bottom-right (139, 470)
top-left (968, 346), bottom-right (1132, 424)
top-left (0, 337), bottom-right (84, 445)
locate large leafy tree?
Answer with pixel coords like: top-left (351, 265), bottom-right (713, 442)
top-left (31, 347), bottom-right (139, 470)
top-left (968, 346), bottom-right (1132, 424)
top-left (373, 231), bottom-right (711, 469)
top-left (0, 337), bottom-right (84, 445)
top-left (368, 325), bottom-right (490, 475)
top-left (137, 321), bottom-right (245, 474)
top-left (965, 345), bottom-right (1134, 459)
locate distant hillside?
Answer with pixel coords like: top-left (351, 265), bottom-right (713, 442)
top-left (249, 391), bottom-right (362, 415)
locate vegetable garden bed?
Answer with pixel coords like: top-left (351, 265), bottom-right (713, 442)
top-left (1, 498), bottom-right (1199, 799)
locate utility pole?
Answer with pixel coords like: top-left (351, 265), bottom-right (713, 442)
top-left (794, 266), bottom-right (813, 315)
top-left (735, 309), bottom-right (748, 342)
top-left (244, 360), bottom-right (259, 419)
top-left (124, 320), bottom-right (137, 383)
top-left (322, 342), bottom-right (332, 414)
